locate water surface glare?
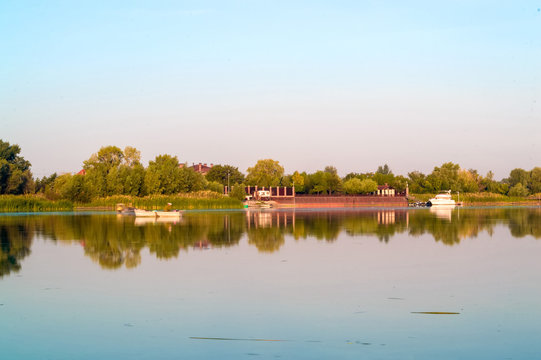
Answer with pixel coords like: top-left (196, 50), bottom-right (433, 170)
top-left (1, 207), bottom-right (540, 359)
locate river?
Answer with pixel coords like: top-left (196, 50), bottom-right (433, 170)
top-left (1, 207), bottom-right (540, 359)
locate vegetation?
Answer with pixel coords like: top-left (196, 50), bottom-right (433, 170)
top-left (83, 193), bottom-right (243, 210)
top-left (206, 165), bottom-right (245, 187)
top-left (246, 159), bottom-right (284, 187)
top-left (0, 195), bottom-right (73, 212)
top-left (0, 139), bottom-right (540, 211)
top-left (0, 140), bottom-right (34, 194)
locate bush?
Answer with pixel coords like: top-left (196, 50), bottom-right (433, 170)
top-left (508, 183), bottom-right (529, 197)
top-left (230, 185), bottom-right (247, 201)
top-left (207, 181), bottom-right (224, 194)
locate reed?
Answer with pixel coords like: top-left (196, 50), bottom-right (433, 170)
top-left (0, 195), bottom-right (74, 212)
top-left (81, 193), bottom-right (243, 210)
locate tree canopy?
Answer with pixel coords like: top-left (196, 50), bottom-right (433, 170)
top-left (206, 164), bottom-right (245, 187)
top-left (246, 159), bottom-right (284, 187)
top-left (0, 140), bottom-right (33, 194)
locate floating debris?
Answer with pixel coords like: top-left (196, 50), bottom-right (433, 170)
top-left (190, 337), bottom-right (284, 342)
top-left (124, 323), bottom-right (134, 327)
top-left (411, 312), bottom-right (460, 315)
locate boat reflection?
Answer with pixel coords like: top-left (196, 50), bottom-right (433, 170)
top-left (429, 206), bottom-right (455, 221)
top-left (1, 207), bottom-right (540, 275)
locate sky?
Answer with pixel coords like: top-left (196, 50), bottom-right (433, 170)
top-left (1, 0), bottom-right (540, 179)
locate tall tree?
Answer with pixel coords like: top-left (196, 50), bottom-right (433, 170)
top-left (206, 165), bottom-right (245, 186)
top-left (83, 146), bottom-right (125, 197)
top-left (376, 164), bottom-right (392, 175)
top-left (145, 154), bottom-right (183, 194)
top-left (528, 167), bottom-right (541, 194)
top-left (505, 168), bottom-right (530, 188)
top-left (246, 159), bottom-right (284, 187)
top-left (0, 140), bottom-right (34, 194)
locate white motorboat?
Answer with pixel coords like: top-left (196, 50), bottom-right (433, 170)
top-left (427, 190), bottom-right (456, 207)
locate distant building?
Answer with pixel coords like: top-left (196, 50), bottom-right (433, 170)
top-left (77, 169), bottom-right (86, 175)
top-left (185, 162), bottom-right (213, 175)
top-left (376, 184), bottom-right (395, 196)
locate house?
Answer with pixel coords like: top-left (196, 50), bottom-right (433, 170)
top-left (183, 162), bottom-right (213, 175)
top-left (376, 184), bottom-right (395, 196)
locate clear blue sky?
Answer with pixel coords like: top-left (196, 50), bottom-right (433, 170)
top-left (1, 0), bottom-right (539, 179)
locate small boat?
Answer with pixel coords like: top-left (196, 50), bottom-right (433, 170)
top-left (134, 209), bottom-right (157, 217)
top-left (116, 203), bottom-right (135, 215)
top-left (427, 191), bottom-right (456, 207)
top-left (155, 210), bottom-right (182, 218)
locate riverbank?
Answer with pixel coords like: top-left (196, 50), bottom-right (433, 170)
top-left (0, 195), bottom-right (74, 212)
top-left (80, 194), bottom-right (243, 210)
top-left (0, 193), bottom-right (243, 212)
top-left (409, 193), bottom-right (541, 206)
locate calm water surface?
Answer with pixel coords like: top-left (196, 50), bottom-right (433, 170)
top-left (1, 207), bottom-right (540, 359)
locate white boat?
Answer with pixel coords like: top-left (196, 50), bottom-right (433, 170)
top-left (134, 209), bottom-right (157, 217)
top-left (155, 210), bottom-right (182, 218)
top-left (427, 191), bottom-right (456, 207)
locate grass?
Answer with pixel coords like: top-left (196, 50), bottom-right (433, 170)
top-left (0, 195), bottom-right (74, 212)
top-left (409, 192), bottom-right (540, 204)
top-left (80, 192), bottom-right (243, 210)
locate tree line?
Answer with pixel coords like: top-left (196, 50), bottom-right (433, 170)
top-left (1, 139), bottom-right (540, 202)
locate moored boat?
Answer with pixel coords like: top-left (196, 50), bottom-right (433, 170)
top-left (155, 210), bottom-right (182, 218)
top-left (134, 209), bottom-right (157, 217)
top-left (427, 191), bottom-right (456, 207)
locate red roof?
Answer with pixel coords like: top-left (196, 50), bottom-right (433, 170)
top-left (189, 163), bottom-right (213, 175)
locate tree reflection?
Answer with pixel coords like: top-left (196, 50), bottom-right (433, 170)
top-left (0, 207), bottom-right (540, 274)
top-left (0, 217), bottom-right (34, 277)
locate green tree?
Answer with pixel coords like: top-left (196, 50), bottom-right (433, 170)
top-left (246, 159), bottom-right (284, 187)
top-left (426, 162), bottom-right (461, 192)
top-left (360, 179), bottom-right (378, 193)
top-left (63, 174), bottom-right (93, 202)
top-left (309, 171), bottom-right (328, 194)
top-left (230, 184), bottom-right (247, 201)
top-left (207, 181), bottom-right (224, 194)
top-left (324, 166), bottom-right (342, 194)
top-left (206, 165), bottom-right (245, 187)
top-left (291, 171), bottom-right (304, 193)
top-left (0, 140), bottom-right (34, 194)
top-left (376, 164), bottom-right (392, 175)
top-left (145, 154), bottom-right (183, 194)
top-left (343, 178), bottom-right (363, 194)
top-left (83, 146), bottom-right (125, 197)
top-left (528, 167), bottom-right (541, 194)
top-left (506, 168), bottom-right (530, 188)
top-left (508, 183), bottom-right (529, 197)
top-left (408, 171), bottom-right (428, 193)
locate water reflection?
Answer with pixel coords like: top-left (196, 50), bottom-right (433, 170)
top-left (0, 207), bottom-right (540, 275)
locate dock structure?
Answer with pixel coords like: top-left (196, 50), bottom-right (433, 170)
top-left (244, 186), bottom-right (295, 200)
top-left (236, 185), bottom-right (408, 208)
